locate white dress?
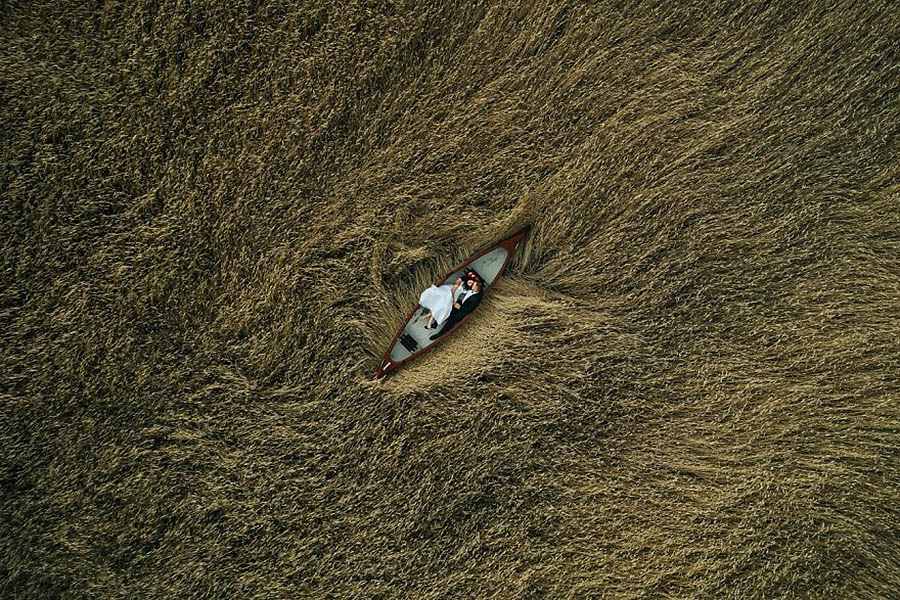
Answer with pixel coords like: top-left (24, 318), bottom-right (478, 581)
top-left (418, 284), bottom-right (455, 325)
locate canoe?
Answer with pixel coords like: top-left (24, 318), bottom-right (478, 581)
top-left (373, 225), bottom-right (530, 379)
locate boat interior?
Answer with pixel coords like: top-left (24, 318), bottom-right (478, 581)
top-left (388, 246), bottom-right (509, 363)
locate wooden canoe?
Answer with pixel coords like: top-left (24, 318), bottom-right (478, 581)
top-left (373, 225), bottom-right (530, 380)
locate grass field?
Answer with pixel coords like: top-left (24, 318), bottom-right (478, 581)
top-left (2, 1), bottom-right (899, 598)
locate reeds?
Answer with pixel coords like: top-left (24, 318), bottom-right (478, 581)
top-left (2, 0), bottom-right (898, 597)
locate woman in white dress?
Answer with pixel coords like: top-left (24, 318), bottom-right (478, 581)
top-left (417, 277), bottom-right (466, 329)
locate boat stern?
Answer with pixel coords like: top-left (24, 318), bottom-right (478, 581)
top-left (373, 359), bottom-right (394, 380)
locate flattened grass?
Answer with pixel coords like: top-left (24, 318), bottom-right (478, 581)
top-left (1, 1), bottom-right (898, 598)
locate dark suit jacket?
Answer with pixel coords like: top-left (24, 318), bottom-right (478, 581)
top-left (435, 290), bottom-right (482, 337)
top-left (455, 290), bottom-right (482, 317)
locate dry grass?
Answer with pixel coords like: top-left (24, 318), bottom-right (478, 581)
top-left (2, 1), bottom-right (899, 598)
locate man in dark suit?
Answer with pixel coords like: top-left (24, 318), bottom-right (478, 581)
top-left (429, 279), bottom-right (482, 340)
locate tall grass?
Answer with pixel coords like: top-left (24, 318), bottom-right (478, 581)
top-left (2, 0), bottom-right (898, 598)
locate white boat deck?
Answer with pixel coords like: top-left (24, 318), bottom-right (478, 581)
top-left (389, 246), bottom-right (509, 362)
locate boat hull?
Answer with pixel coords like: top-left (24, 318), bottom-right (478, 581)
top-left (374, 226), bottom-right (530, 379)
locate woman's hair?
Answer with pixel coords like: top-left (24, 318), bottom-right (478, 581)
top-left (460, 268), bottom-right (484, 291)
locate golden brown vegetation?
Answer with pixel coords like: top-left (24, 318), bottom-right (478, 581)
top-left (2, 1), bottom-right (899, 598)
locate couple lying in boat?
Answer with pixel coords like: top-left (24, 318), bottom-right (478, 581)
top-left (375, 227), bottom-right (529, 379)
top-left (416, 268), bottom-right (484, 340)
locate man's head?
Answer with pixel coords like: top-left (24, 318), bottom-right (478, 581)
top-left (471, 280), bottom-right (482, 293)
